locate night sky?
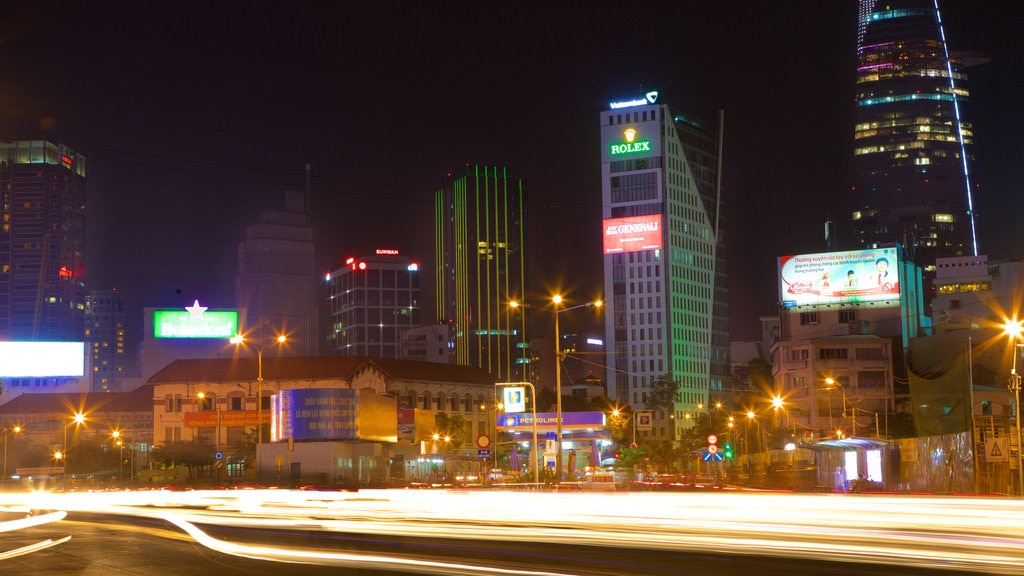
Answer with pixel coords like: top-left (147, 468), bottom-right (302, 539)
top-left (1, 1), bottom-right (1021, 353)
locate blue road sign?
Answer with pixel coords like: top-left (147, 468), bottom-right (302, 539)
top-left (702, 451), bottom-right (724, 463)
top-left (478, 449), bottom-right (491, 459)
top-left (215, 451), bottom-right (223, 461)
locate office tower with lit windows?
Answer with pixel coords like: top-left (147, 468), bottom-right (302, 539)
top-left (600, 92), bottom-right (728, 441)
top-left (851, 1), bottom-right (980, 282)
top-left (235, 190), bottom-right (319, 355)
top-left (85, 289), bottom-right (127, 392)
top-left (435, 165), bottom-right (527, 381)
top-left (0, 140), bottom-right (87, 341)
top-left (326, 251), bottom-right (422, 358)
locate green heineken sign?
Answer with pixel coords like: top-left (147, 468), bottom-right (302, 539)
top-left (153, 300), bottom-right (239, 339)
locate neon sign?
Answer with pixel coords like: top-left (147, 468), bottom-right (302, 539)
top-left (375, 248), bottom-right (399, 255)
top-left (609, 90), bottom-right (659, 109)
top-left (609, 127), bottom-right (652, 156)
top-left (153, 300), bottom-right (239, 338)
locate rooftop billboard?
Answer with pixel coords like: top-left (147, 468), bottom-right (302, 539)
top-left (0, 342), bottom-right (85, 377)
top-left (152, 300), bottom-right (238, 339)
top-left (779, 247), bottom-right (901, 307)
top-left (603, 214), bottom-right (663, 254)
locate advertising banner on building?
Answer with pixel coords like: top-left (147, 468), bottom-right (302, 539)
top-left (603, 214), bottom-right (663, 254)
top-left (271, 388), bottom-right (397, 443)
top-left (600, 120), bottom-right (661, 162)
top-left (778, 247), bottom-right (901, 307)
top-left (0, 342), bottom-right (84, 377)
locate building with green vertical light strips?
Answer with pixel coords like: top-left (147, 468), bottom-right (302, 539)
top-left (435, 166), bottom-right (527, 381)
top-left (600, 94), bottom-right (729, 442)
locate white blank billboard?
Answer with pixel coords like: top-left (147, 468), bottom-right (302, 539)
top-left (0, 342), bottom-right (85, 377)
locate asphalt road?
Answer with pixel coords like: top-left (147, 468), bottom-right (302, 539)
top-left (2, 508), bottom-right (972, 576)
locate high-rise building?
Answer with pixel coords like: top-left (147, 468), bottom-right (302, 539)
top-left (851, 1), bottom-right (980, 279)
top-left (235, 190), bottom-right (319, 356)
top-left (0, 140), bottom-right (87, 341)
top-left (600, 92), bottom-right (728, 440)
top-left (435, 165), bottom-right (527, 380)
top-left (85, 289), bottom-right (127, 392)
top-left (326, 251), bottom-right (422, 358)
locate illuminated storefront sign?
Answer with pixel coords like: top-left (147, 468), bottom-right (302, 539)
top-left (497, 411), bottom-right (607, 430)
top-left (778, 247), bottom-right (902, 307)
top-left (609, 90), bottom-right (659, 109)
top-left (153, 300), bottom-right (239, 338)
top-left (609, 127), bottom-right (652, 156)
top-left (603, 215), bottom-right (663, 254)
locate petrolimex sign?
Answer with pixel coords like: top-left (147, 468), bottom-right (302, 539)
top-left (153, 299), bottom-right (239, 339)
top-left (610, 127), bottom-right (652, 156)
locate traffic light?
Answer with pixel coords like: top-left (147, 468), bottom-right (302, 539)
top-left (724, 443), bottom-right (733, 459)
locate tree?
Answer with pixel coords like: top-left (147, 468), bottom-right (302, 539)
top-left (731, 358), bottom-right (773, 395)
top-left (649, 374), bottom-right (680, 410)
top-left (151, 440), bottom-right (215, 480)
top-left (434, 413), bottom-right (469, 453)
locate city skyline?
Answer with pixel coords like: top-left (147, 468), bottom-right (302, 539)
top-left (1, 2), bottom-right (1020, 353)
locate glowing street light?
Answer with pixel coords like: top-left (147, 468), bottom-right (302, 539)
top-left (230, 333), bottom-right (286, 483)
top-left (1002, 318), bottom-right (1024, 497)
top-left (510, 295), bottom-right (602, 483)
top-left (63, 412), bottom-right (86, 479)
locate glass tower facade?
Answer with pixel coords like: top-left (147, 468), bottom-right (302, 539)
top-left (435, 165), bottom-right (527, 381)
top-left (851, 0), bottom-right (978, 273)
top-left (86, 289), bottom-right (127, 392)
top-left (600, 98), bottom-right (728, 440)
top-left (326, 253), bottom-right (421, 359)
top-left (0, 140), bottom-right (87, 341)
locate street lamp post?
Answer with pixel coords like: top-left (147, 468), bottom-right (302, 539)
top-left (3, 425), bottom-right (22, 479)
top-left (1003, 319), bottom-right (1024, 497)
top-left (63, 412), bottom-right (86, 481)
top-left (511, 296), bottom-right (601, 484)
top-left (230, 333), bottom-right (286, 484)
top-left (111, 430), bottom-right (135, 484)
top-left (496, 382), bottom-right (539, 487)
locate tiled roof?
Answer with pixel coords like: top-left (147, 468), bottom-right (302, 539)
top-left (148, 356), bottom-right (497, 387)
top-left (0, 385), bottom-right (155, 416)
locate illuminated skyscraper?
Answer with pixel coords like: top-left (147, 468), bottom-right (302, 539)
top-left (326, 251), bottom-right (422, 359)
top-left (600, 93), bottom-right (728, 441)
top-left (0, 140), bottom-right (87, 341)
top-left (435, 165), bottom-right (527, 380)
top-left (85, 289), bottom-right (127, 392)
top-left (851, 1), bottom-right (979, 275)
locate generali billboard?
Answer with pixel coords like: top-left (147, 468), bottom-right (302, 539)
top-left (778, 247), bottom-right (901, 307)
top-left (603, 215), bottom-right (663, 254)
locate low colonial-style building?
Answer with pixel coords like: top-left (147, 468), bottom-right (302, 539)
top-left (149, 356), bottom-right (497, 485)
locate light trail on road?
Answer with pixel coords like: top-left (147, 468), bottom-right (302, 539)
top-left (4, 489), bottom-right (1024, 574)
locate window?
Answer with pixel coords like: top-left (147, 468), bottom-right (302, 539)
top-left (818, 348), bottom-right (849, 360)
top-left (800, 312), bottom-right (819, 325)
top-left (839, 309), bottom-right (857, 323)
